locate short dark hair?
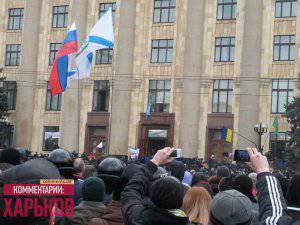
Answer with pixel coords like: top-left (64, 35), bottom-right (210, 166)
top-left (0, 148), bottom-right (21, 165)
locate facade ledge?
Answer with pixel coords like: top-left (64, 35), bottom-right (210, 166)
top-left (152, 23), bottom-right (175, 27)
top-left (208, 113), bottom-right (234, 118)
top-left (216, 19), bottom-right (236, 24)
top-left (213, 62), bottom-right (235, 66)
top-left (6, 30), bottom-right (23, 33)
top-left (272, 61), bottom-right (295, 65)
top-left (274, 17), bottom-right (296, 21)
top-left (149, 63), bottom-right (173, 67)
top-left (44, 111), bottom-right (61, 115)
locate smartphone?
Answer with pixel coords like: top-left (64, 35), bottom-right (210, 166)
top-left (233, 150), bottom-right (250, 162)
top-left (170, 149), bottom-right (182, 158)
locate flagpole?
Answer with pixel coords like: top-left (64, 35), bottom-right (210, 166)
top-left (77, 71), bottom-right (80, 154)
top-left (107, 74), bottom-right (114, 155)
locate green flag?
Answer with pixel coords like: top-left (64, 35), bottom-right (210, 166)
top-left (273, 116), bottom-right (279, 138)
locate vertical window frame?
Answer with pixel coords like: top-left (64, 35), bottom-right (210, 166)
top-left (3, 81), bottom-right (17, 110)
top-left (275, 0), bottom-right (297, 18)
top-left (273, 35), bottom-right (295, 61)
top-left (148, 80), bottom-right (171, 113)
top-left (5, 44), bottom-right (21, 66)
top-left (151, 39), bottom-right (174, 63)
top-left (8, 8), bottom-right (24, 30)
top-left (215, 37), bottom-right (235, 62)
top-left (49, 43), bottom-right (61, 66)
top-left (92, 80), bottom-right (110, 112)
top-left (212, 79), bottom-right (233, 113)
top-left (46, 82), bottom-right (61, 111)
top-left (271, 79), bottom-right (294, 114)
top-left (153, 0), bottom-right (176, 24)
top-left (217, 0), bottom-right (237, 20)
top-left (51, 5), bottom-right (68, 28)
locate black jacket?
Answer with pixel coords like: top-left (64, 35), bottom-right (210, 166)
top-left (256, 172), bottom-right (300, 225)
top-left (121, 161), bottom-right (191, 225)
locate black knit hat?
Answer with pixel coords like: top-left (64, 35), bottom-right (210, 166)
top-left (82, 177), bottom-right (105, 202)
top-left (167, 160), bottom-right (185, 182)
top-left (216, 166), bottom-right (230, 178)
top-left (150, 176), bottom-right (184, 209)
top-left (233, 174), bottom-right (256, 203)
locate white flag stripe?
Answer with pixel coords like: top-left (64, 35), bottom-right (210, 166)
top-left (73, 8), bottom-right (114, 79)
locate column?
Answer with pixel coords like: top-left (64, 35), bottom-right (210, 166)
top-left (109, 0), bottom-right (136, 155)
top-left (14, 0), bottom-right (42, 148)
top-left (237, 0), bottom-right (263, 148)
top-left (59, 0), bottom-right (88, 152)
top-left (179, 0), bottom-right (205, 157)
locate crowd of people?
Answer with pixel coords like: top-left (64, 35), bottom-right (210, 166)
top-left (0, 146), bottom-right (299, 225)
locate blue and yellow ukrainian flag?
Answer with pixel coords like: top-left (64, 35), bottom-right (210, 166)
top-left (221, 127), bottom-right (233, 143)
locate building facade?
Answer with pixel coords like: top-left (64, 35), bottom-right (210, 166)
top-left (0, 0), bottom-right (299, 160)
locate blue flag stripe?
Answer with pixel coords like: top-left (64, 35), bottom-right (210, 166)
top-left (88, 36), bottom-right (114, 48)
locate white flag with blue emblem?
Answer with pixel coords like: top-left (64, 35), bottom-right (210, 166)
top-left (74, 8), bottom-right (114, 79)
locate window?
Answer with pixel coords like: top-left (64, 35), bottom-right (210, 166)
top-left (215, 37), bottom-right (235, 62)
top-left (275, 0), bottom-right (297, 18)
top-left (49, 43), bottom-right (61, 65)
top-left (274, 35), bottom-right (295, 61)
top-left (52, 5), bottom-right (68, 28)
top-left (271, 79), bottom-right (294, 114)
top-left (43, 126), bottom-right (59, 151)
top-left (153, 0), bottom-right (176, 23)
top-left (99, 2), bottom-right (116, 21)
top-left (217, 0), bottom-right (237, 20)
top-left (148, 80), bottom-right (171, 112)
top-left (5, 44), bottom-right (21, 66)
top-left (151, 39), bottom-right (173, 63)
top-left (212, 80), bottom-right (233, 113)
top-left (95, 48), bottom-right (113, 64)
top-left (92, 81), bottom-right (110, 111)
top-left (8, 8), bottom-right (23, 30)
top-left (0, 125), bottom-right (14, 148)
top-left (270, 132), bottom-right (291, 168)
top-left (46, 82), bottom-right (61, 111)
top-left (3, 81), bottom-right (17, 110)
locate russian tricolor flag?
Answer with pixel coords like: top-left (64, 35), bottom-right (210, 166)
top-left (49, 23), bottom-right (78, 96)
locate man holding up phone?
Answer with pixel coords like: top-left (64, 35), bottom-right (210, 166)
top-left (247, 148), bottom-right (299, 225)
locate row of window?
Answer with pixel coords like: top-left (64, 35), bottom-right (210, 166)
top-left (5, 34), bottom-right (294, 66)
top-left (3, 79), bottom-right (294, 114)
top-left (7, 0), bottom-right (297, 31)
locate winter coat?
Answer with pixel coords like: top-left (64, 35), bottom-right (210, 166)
top-left (65, 201), bottom-right (106, 225)
top-left (256, 173), bottom-right (300, 225)
top-left (89, 200), bottom-right (124, 225)
top-left (121, 161), bottom-right (193, 225)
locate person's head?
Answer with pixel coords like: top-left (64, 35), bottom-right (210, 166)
top-left (232, 174), bottom-right (256, 203)
top-left (216, 165), bottom-right (230, 178)
top-left (248, 172), bottom-right (257, 186)
top-left (194, 181), bottom-right (214, 197)
top-left (150, 176), bottom-right (184, 209)
top-left (208, 176), bottom-right (222, 195)
top-left (210, 190), bottom-right (252, 225)
top-left (98, 157), bottom-right (126, 194)
top-left (219, 177), bottom-right (233, 192)
top-left (73, 158), bottom-right (85, 176)
top-left (167, 160), bottom-right (185, 182)
top-left (82, 177), bottom-right (105, 202)
top-left (182, 187), bottom-right (212, 225)
top-left (83, 164), bottom-right (96, 179)
top-left (191, 172), bottom-right (208, 187)
top-left (0, 148), bottom-right (21, 165)
top-left (286, 173), bottom-right (300, 206)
